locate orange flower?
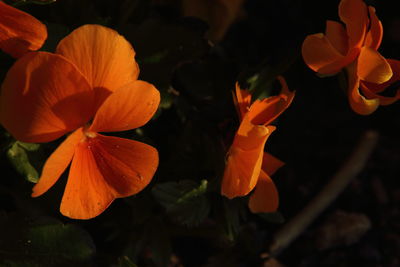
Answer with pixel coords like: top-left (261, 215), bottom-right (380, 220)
top-left (0, 1), bottom-right (47, 57)
top-left (302, 0), bottom-right (398, 115)
top-left (221, 77), bottom-right (294, 213)
top-left (0, 25), bottom-right (160, 219)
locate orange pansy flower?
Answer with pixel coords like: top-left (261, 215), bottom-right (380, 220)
top-left (0, 25), bottom-right (160, 220)
top-left (0, 1), bottom-right (47, 57)
top-left (221, 77), bottom-right (294, 213)
top-left (302, 0), bottom-right (398, 115)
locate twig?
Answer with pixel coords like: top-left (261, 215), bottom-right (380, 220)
top-left (267, 130), bottom-right (379, 257)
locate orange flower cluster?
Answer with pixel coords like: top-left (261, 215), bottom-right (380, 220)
top-left (302, 0), bottom-right (400, 115)
top-left (1, 3), bottom-right (160, 219)
top-left (221, 77), bottom-right (294, 213)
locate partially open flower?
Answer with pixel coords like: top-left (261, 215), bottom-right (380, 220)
top-left (302, 0), bottom-right (399, 115)
top-left (0, 25), bottom-right (160, 219)
top-left (221, 77), bottom-right (294, 213)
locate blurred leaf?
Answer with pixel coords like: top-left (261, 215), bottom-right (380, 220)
top-left (147, 218), bottom-right (171, 267)
top-left (7, 141), bottom-right (39, 183)
top-left (223, 198), bottom-right (247, 241)
top-left (152, 179), bottom-right (210, 226)
top-left (12, 0), bottom-right (56, 6)
top-left (116, 256), bottom-right (138, 267)
top-left (0, 215), bottom-right (95, 266)
top-left (257, 211), bottom-right (285, 224)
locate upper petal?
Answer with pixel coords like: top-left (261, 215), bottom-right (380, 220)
top-left (89, 80), bottom-right (160, 133)
top-left (60, 133), bottom-right (158, 219)
top-left (56, 25), bottom-right (139, 97)
top-left (248, 76), bottom-right (295, 126)
top-left (325, 20), bottom-right (348, 56)
top-left (364, 6), bottom-right (383, 50)
top-left (0, 1), bottom-right (47, 58)
top-left (338, 0), bottom-right (368, 49)
top-left (357, 47), bottom-right (392, 84)
top-left (233, 82), bottom-right (252, 119)
top-left (248, 170), bottom-right (279, 213)
top-left (0, 52), bottom-right (95, 143)
top-left (346, 63), bottom-right (380, 115)
top-left (32, 128), bottom-right (84, 197)
top-left (302, 33), bottom-right (345, 74)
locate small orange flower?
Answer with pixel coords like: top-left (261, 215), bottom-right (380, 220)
top-left (302, 0), bottom-right (398, 115)
top-left (0, 1), bottom-right (47, 57)
top-left (0, 25), bottom-right (160, 219)
top-left (221, 77), bottom-right (294, 213)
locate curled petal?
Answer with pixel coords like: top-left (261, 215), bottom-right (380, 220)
top-left (234, 82), bottom-right (252, 119)
top-left (60, 134), bottom-right (158, 219)
top-left (262, 152), bottom-right (284, 176)
top-left (248, 170), bottom-right (279, 213)
top-left (365, 6), bottom-right (383, 50)
top-left (221, 117), bottom-right (275, 198)
top-left (249, 76), bottom-right (295, 126)
top-left (338, 0), bottom-right (368, 49)
top-left (32, 128), bottom-right (84, 197)
top-left (56, 25), bottom-right (139, 98)
top-left (0, 52), bottom-right (94, 143)
top-left (89, 80), bottom-right (160, 133)
top-left (347, 63), bottom-right (380, 115)
top-left (357, 47), bottom-right (392, 84)
top-left (0, 1), bottom-right (47, 58)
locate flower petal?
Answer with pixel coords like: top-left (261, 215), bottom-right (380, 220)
top-left (262, 152), bottom-right (284, 176)
top-left (365, 6), bottom-right (383, 50)
top-left (0, 1), bottom-right (47, 58)
top-left (60, 134), bottom-right (158, 219)
top-left (234, 82), bottom-right (252, 119)
top-left (249, 76), bottom-right (295, 126)
top-left (338, 0), bottom-right (368, 49)
top-left (248, 170), bottom-right (279, 213)
top-left (346, 63), bottom-right (380, 115)
top-left (360, 59), bottom-right (400, 105)
top-left (32, 128), bottom-right (84, 197)
top-left (56, 25), bottom-right (139, 96)
top-left (0, 52), bottom-right (95, 143)
top-left (325, 20), bottom-right (348, 56)
top-left (89, 80), bottom-right (160, 133)
top-left (302, 33), bottom-right (345, 74)
top-left (357, 47), bottom-right (392, 84)
top-left (221, 117), bottom-right (275, 198)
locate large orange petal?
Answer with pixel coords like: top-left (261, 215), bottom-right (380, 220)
top-left (262, 152), bottom-right (284, 176)
top-left (32, 128), bottom-right (84, 197)
top-left (302, 33), bottom-right (345, 74)
top-left (325, 20), bottom-right (348, 56)
top-left (233, 82), bottom-right (251, 119)
top-left (249, 76), bottom-right (295, 126)
top-left (346, 63), bottom-right (380, 115)
top-left (221, 118), bottom-right (275, 198)
top-left (248, 170), bottom-right (279, 213)
top-left (357, 47), bottom-right (392, 84)
top-left (89, 80), bottom-right (160, 133)
top-left (338, 0), bottom-right (368, 49)
top-left (56, 25), bottom-right (139, 98)
top-left (60, 133), bottom-right (158, 219)
top-left (365, 6), bottom-right (383, 50)
top-left (0, 2), bottom-right (47, 58)
top-left (0, 52), bottom-right (95, 143)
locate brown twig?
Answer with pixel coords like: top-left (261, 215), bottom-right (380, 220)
top-left (267, 130), bottom-right (379, 257)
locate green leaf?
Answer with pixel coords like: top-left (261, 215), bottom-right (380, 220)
top-left (222, 198), bottom-right (247, 242)
top-left (152, 180), bottom-right (210, 227)
top-left (116, 256), bottom-right (138, 267)
top-left (7, 141), bottom-right (39, 183)
top-left (0, 215), bottom-right (96, 266)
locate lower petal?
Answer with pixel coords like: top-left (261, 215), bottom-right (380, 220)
top-left (357, 47), bottom-right (392, 84)
top-left (248, 170), bottom-right (279, 213)
top-left (60, 133), bottom-right (158, 219)
top-left (32, 128), bottom-right (84, 197)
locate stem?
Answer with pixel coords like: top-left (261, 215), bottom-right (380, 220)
top-left (268, 130), bottom-right (379, 256)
